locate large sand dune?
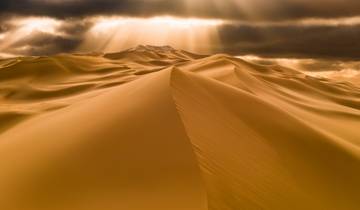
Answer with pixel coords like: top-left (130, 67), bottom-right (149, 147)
top-left (0, 45), bottom-right (359, 210)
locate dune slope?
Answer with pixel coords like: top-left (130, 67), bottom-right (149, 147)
top-left (0, 45), bottom-right (360, 210)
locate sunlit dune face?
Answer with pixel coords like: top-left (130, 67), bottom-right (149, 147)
top-left (79, 16), bottom-right (223, 53)
top-left (239, 55), bottom-right (360, 85)
top-left (306, 69), bottom-right (360, 78)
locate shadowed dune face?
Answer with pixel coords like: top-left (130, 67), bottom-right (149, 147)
top-left (0, 46), bottom-right (360, 210)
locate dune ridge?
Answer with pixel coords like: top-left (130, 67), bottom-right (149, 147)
top-left (0, 45), bottom-right (359, 210)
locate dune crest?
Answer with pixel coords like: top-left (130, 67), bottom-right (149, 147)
top-left (0, 46), bottom-right (360, 210)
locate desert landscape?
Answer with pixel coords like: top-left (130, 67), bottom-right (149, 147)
top-left (0, 45), bottom-right (359, 209)
top-left (1, 0), bottom-right (360, 210)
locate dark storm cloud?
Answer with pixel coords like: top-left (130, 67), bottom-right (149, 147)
top-left (218, 24), bottom-right (360, 60)
top-left (3, 20), bottom-right (360, 60)
top-left (0, 0), bottom-right (181, 19)
top-left (57, 19), bottom-right (93, 37)
top-left (8, 32), bottom-right (82, 55)
top-left (1, 0), bottom-right (360, 20)
top-left (0, 21), bottom-right (14, 33)
top-left (4, 20), bottom-right (93, 56)
top-left (1, 0), bottom-right (360, 62)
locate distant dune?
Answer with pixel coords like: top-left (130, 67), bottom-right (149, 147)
top-left (0, 45), bottom-right (360, 210)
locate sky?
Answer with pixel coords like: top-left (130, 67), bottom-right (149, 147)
top-left (0, 0), bottom-right (360, 73)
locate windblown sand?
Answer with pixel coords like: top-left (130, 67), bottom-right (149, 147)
top-left (0, 45), bottom-right (360, 210)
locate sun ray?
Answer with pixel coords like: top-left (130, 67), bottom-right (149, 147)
top-left (78, 16), bottom-right (223, 54)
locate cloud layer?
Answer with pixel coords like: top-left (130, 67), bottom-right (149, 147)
top-left (1, 0), bottom-right (360, 20)
top-left (218, 23), bottom-right (360, 60)
top-left (0, 0), bottom-right (360, 64)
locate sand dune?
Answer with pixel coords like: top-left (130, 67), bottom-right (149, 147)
top-left (0, 45), bottom-right (360, 210)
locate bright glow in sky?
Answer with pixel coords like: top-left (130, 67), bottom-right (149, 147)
top-left (11, 17), bottom-right (61, 34)
top-left (79, 16), bottom-right (223, 53)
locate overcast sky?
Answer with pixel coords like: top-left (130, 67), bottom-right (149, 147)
top-left (0, 0), bottom-right (360, 63)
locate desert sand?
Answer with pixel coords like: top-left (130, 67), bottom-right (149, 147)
top-left (0, 45), bottom-right (360, 210)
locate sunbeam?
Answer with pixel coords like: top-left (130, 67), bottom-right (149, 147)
top-left (78, 16), bottom-right (223, 54)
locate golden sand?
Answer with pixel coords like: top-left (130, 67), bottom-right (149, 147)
top-left (0, 45), bottom-right (359, 210)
